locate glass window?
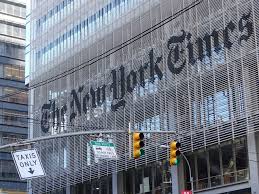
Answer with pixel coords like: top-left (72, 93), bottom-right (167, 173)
top-left (13, 5), bottom-right (20, 17)
top-left (216, 90), bottom-right (230, 122)
top-left (221, 142), bottom-right (235, 184)
top-left (135, 167), bottom-right (143, 194)
top-left (0, 160), bottom-right (19, 180)
top-left (124, 169), bottom-right (134, 194)
top-left (143, 166), bottom-right (152, 193)
top-left (1, 132), bottom-right (26, 145)
top-left (154, 162), bottom-right (163, 191)
top-left (209, 146), bottom-right (221, 187)
top-left (185, 138), bottom-right (248, 191)
top-left (2, 109), bottom-right (28, 127)
top-left (0, 43), bottom-right (24, 59)
top-left (235, 138), bottom-right (249, 181)
top-left (0, 2), bottom-right (5, 12)
top-left (204, 95), bottom-right (215, 125)
top-left (185, 155), bottom-right (196, 190)
top-left (4, 64), bottom-right (25, 81)
top-left (3, 87), bottom-right (28, 104)
top-left (197, 150), bottom-right (208, 190)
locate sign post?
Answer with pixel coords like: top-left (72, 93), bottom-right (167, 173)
top-left (12, 148), bottom-right (45, 180)
top-left (90, 141), bottom-right (117, 160)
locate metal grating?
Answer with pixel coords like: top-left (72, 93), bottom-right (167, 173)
top-left (27, 0), bottom-right (259, 193)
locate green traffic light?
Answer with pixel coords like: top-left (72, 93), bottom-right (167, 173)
top-left (140, 149), bottom-right (145, 156)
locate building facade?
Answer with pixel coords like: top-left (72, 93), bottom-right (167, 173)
top-left (0, 0), bottom-right (28, 193)
top-left (27, 0), bottom-right (259, 193)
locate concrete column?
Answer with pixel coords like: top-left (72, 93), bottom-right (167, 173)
top-left (112, 173), bottom-right (118, 194)
top-left (247, 132), bottom-right (259, 194)
top-left (82, 182), bottom-right (88, 194)
top-left (171, 166), bottom-right (179, 194)
top-left (112, 171), bottom-right (124, 194)
top-left (66, 186), bottom-right (71, 194)
top-left (178, 159), bottom-right (185, 191)
top-left (28, 180), bottom-right (32, 194)
top-left (117, 172), bottom-right (124, 193)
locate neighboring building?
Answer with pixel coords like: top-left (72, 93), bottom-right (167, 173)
top-left (0, 0), bottom-right (27, 193)
top-left (27, 0), bottom-right (258, 194)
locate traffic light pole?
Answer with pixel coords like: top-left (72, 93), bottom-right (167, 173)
top-left (181, 153), bottom-right (194, 193)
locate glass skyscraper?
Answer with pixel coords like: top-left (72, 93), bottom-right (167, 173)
top-left (0, 0), bottom-right (27, 193)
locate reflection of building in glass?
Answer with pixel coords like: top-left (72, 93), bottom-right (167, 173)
top-left (185, 138), bottom-right (249, 190)
top-left (27, 0), bottom-right (259, 193)
top-left (0, 0), bottom-right (27, 193)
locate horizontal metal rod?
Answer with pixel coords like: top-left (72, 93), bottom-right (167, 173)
top-left (0, 130), bottom-right (177, 150)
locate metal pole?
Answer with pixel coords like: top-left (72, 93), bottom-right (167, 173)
top-left (0, 130), bottom-right (178, 150)
top-left (181, 153), bottom-right (194, 193)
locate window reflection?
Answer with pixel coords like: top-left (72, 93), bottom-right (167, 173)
top-left (235, 138), bottom-right (249, 181)
top-left (135, 167), bottom-right (143, 194)
top-left (0, 42), bottom-right (25, 59)
top-left (4, 64), bottom-right (25, 81)
top-left (3, 87), bottom-right (28, 104)
top-left (209, 146), bottom-right (221, 187)
top-left (197, 150), bottom-right (208, 189)
top-left (192, 89), bottom-right (231, 128)
top-left (1, 133), bottom-right (26, 145)
top-left (222, 143), bottom-right (235, 184)
top-left (185, 155), bottom-right (196, 190)
top-left (123, 161), bottom-right (170, 194)
top-left (143, 166), bottom-right (152, 193)
top-left (185, 138), bottom-right (249, 191)
top-left (0, 160), bottom-right (19, 180)
top-left (2, 109), bottom-right (28, 127)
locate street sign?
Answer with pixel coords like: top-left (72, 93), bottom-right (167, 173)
top-left (181, 190), bottom-right (192, 194)
top-left (12, 149), bottom-right (46, 180)
top-left (90, 141), bottom-right (117, 159)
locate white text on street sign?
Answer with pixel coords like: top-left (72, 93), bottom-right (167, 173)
top-left (12, 149), bottom-right (46, 180)
top-left (90, 141), bottom-right (117, 159)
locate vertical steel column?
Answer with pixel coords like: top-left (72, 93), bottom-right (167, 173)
top-left (171, 166), bottom-right (179, 194)
top-left (112, 173), bottom-right (118, 194)
top-left (248, 132), bottom-right (259, 194)
top-left (66, 186), bottom-right (71, 194)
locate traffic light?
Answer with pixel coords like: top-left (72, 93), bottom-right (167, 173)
top-left (133, 132), bottom-right (145, 159)
top-left (169, 141), bottom-right (181, 166)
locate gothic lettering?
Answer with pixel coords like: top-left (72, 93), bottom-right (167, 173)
top-left (40, 13), bottom-right (254, 133)
top-left (149, 49), bottom-right (163, 82)
top-left (52, 101), bottom-right (60, 129)
top-left (83, 93), bottom-right (90, 114)
top-left (139, 64), bottom-right (148, 87)
top-left (238, 12), bottom-right (253, 44)
top-left (97, 85), bottom-right (106, 106)
top-left (41, 102), bottom-right (51, 133)
top-left (186, 33), bottom-right (195, 65)
top-left (70, 86), bottom-right (84, 122)
top-left (119, 66), bottom-right (126, 98)
top-left (90, 87), bottom-right (96, 108)
top-left (223, 21), bottom-right (236, 49)
top-left (127, 70), bottom-right (137, 93)
top-left (61, 104), bottom-right (67, 124)
top-left (110, 69), bottom-right (117, 100)
top-left (167, 30), bottom-right (186, 74)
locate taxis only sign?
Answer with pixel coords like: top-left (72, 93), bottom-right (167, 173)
top-left (12, 149), bottom-right (46, 180)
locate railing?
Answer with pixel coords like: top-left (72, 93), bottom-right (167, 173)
top-left (186, 169), bottom-right (249, 191)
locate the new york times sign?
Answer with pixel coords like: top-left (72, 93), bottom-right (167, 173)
top-left (40, 12), bottom-right (253, 133)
